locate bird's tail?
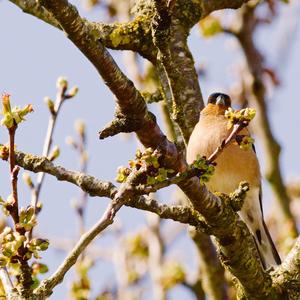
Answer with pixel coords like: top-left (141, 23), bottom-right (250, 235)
top-left (253, 220), bottom-right (281, 269)
top-left (240, 187), bottom-right (281, 269)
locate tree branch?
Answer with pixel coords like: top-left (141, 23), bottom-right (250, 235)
top-left (272, 237), bottom-right (300, 291)
top-left (9, 0), bottom-right (157, 61)
top-left (234, 4), bottom-right (298, 238)
top-left (9, 0), bottom-right (60, 28)
top-left (189, 228), bottom-right (229, 300)
top-left (152, 1), bottom-right (203, 144)
top-left (4, 148), bottom-right (206, 229)
top-left (34, 160), bottom-right (159, 297)
top-left (0, 268), bottom-right (21, 300)
top-left (34, 200), bottom-right (118, 298)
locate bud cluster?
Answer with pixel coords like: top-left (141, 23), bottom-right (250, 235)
top-left (160, 261), bottom-right (185, 290)
top-left (116, 148), bottom-right (174, 185)
top-left (0, 226), bottom-right (49, 269)
top-left (193, 155), bottom-right (215, 184)
top-left (225, 107), bottom-right (256, 128)
top-left (0, 144), bottom-right (9, 161)
top-left (0, 94), bottom-right (33, 129)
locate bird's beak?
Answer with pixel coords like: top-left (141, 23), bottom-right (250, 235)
top-left (216, 96), bottom-right (225, 106)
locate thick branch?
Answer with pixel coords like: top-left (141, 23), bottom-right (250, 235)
top-left (13, 149), bottom-right (116, 198)
top-left (89, 20), bottom-right (157, 62)
top-left (7, 149), bottom-right (206, 229)
top-left (236, 4), bottom-right (297, 238)
top-left (179, 178), bottom-right (277, 300)
top-left (9, 0), bottom-right (60, 28)
top-left (190, 228), bottom-right (229, 300)
top-left (9, 0), bottom-right (251, 69)
top-left (272, 237), bottom-right (300, 291)
top-left (153, 2), bottom-right (203, 144)
top-left (200, 0), bottom-right (251, 18)
top-left (9, 0), bottom-right (156, 61)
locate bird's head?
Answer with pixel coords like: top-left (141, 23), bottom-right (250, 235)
top-left (201, 93), bottom-right (232, 116)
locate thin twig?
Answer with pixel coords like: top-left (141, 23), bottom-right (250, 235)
top-left (8, 125), bottom-right (20, 224)
top-left (31, 86), bottom-right (67, 210)
top-left (235, 4), bottom-right (298, 238)
top-left (35, 199), bottom-right (121, 298)
top-left (147, 215), bottom-right (166, 300)
top-left (29, 86), bottom-right (67, 240)
top-left (207, 122), bottom-right (246, 163)
top-left (136, 121), bottom-right (248, 195)
top-left (0, 268), bottom-right (20, 300)
top-left (74, 123), bottom-right (88, 236)
top-left (34, 168), bottom-right (144, 297)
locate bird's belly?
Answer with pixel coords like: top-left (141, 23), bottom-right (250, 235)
top-left (205, 144), bottom-right (260, 194)
top-left (206, 167), bottom-right (246, 194)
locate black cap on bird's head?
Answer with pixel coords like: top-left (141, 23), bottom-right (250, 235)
top-left (207, 93), bottom-right (231, 107)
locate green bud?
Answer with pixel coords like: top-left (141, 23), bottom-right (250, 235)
top-left (6, 194), bottom-right (14, 205)
top-left (238, 136), bottom-right (255, 151)
top-left (1, 98), bottom-right (33, 128)
top-left (32, 238), bottom-right (49, 251)
top-left (33, 250), bottom-right (41, 259)
top-left (225, 107), bottom-right (256, 128)
top-left (1, 93), bottom-right (11, 114)
top-left (5, 233), bottom-right (14, 242)
top-left (15, 235), bottom-right (26, 244)
top-left (75, 119), bottom-right (85, 137)
top-left (126, 234), bottom-right (149, 258)
top-left (65, 136), bottom-right (76, 147)
top-left (116, 167), bottom-right (131, 183)
top-left (199, 16), bottom-right (222, 38)
top-left (31, 276), bottom-right (40, 290)
top-left (146, 176), bottom-right (155, 185)
top-left (80, 151), bottom-right (89, 164)
top-left (19, 206), bottom-right (37, 231)
top-left (44, 97), bottom-right (55, 115)
top-left (135, 149), bottom-right (142, 159)
top-left (68, 86), bottom-right (79, 98)
top-left (32, 262), bottom-right (49, 274)
top-left (48, 145), bottom-right (60, 161)
top-left (0, 111), bottom-right (14, 128)
top-left (10, 261), bottom-right (21, 272)
top-left (24, 252), bottom-right (33, 261)
top-left (1, 226), bottom-right (12, 236)
top-left (0, 144), bottom-right (9, 160)
top-left (3, 244), bottom-right (14, 257)
top-left (160, 261), bottom-right (185, 289)
top-left (18, 104), bottom-right (34, 118)
top-left (0, 254), bottom-right (8, 267)
top-left (26, 206), bottom-right (35, 219)
top-left (127, 269), bottom-right (139, 284)
top-left (22, 172), bottom-right (33, 187)
top-left (11, 104), bottom-right (33, 125)
top-left (36, 201), bottom-right (43, 214)
top-left (56, 76), bottom-right (68, 90)
top-left (13, 239), bottom-right (23, 250)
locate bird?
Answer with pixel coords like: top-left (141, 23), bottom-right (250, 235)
top-left (186, 92), bottom-right (281, 269)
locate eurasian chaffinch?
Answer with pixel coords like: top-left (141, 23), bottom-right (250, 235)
top-left (186, 92), bottom-right (281, 269)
